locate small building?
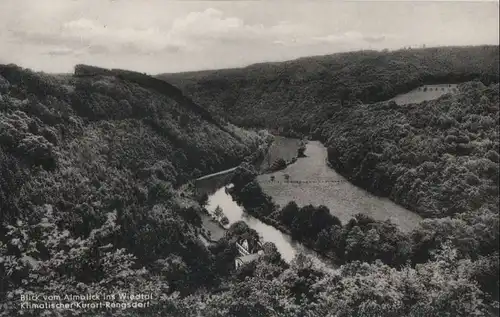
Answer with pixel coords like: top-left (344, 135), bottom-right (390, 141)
top-left (235, 252), bottom-right (263, 269)
top-left (236, 238), bottom-right (262, 255)
top-left (234, 239), bottom-right (264, 269)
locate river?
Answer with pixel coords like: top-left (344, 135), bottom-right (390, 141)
top-left (205, 185), bottom-right (335, 271)
top-left (199, 137), bottom-right (422, 271)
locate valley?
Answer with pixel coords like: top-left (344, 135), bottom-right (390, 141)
top-left (157, 45), bottom-right (499, 315)
top-left (1, 44), bottom-right (499, 316)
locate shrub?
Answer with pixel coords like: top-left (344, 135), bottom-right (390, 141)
top-left (270, 158), bottom-right (287, 171)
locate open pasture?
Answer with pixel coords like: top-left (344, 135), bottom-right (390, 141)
top-left (256, 141), bottom-right (423, 232)
top-left (391, 84), bottom-right (459, 105)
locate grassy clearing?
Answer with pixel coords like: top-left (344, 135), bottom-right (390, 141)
top-left (391, 84), bottom-right (459, 105)
top-left (256, 141), bottom-right (422, 232)
top-left (258, 136), bottom-right (302, 172)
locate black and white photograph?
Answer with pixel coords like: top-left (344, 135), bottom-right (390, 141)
top-left (0, 0), bottom-right (499, 316)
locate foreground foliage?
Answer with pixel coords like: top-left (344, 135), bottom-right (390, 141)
top-left (0, 64), bottom-right (261, 315)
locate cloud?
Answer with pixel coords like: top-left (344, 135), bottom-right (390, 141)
top-left (300, 31), bottom-right (401, 49)
top-left (86, 45), bottom-right (111, 55)
top-left (313, 31), bottom-right (364, 44)
top-left (8, 30), bottom-right (87, 47)
top-left (170, 8), bottom-right (246, 39)
top-left (61, 18), bottom-right (173, 53)
top-left (7, 17), bottom-right (183, 55)
top-left (7, 8), bottom-right (312, 56)
top-left (5, 6), bottom-right (394, 62)
top-left (45, 47), bottom-right (76, 56)
top-left (166, 9), bottom-right (299, 48)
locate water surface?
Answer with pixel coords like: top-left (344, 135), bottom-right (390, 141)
top-left (205, 186), bottom-right (334, 271)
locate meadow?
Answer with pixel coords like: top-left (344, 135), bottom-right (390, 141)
top-left (256, 140), bottom-right (423, 232)
top-left (391, 84), bottom-right (458, 105)
top-left (257, 135), bottom-right (302, 172)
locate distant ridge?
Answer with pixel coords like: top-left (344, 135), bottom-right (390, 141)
top-left (160, 45), bottom-right (499, 131)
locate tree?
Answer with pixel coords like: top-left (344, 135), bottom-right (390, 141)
top-left (214, 205), bottom-right (224, 219)
top-left (260, 242), bottom-right (284, 266)
top-left (338, 86), bottom-right (352, 107)
top-left (280, 201), bottom-right (300, 226)
top-left (198, 192), bottom-right (209, 206)
top-left (220, 216), bottom-right (229, 226)
top-left (231, 165), bottom-right (257, 191)
top-left (0, 207), bottom-right (172, 316)
top-left (298, 141), bottom-right (306, 157)
top-left (344, 226), bottom-right (365, 261)
top-left (226, 221), bottom-right (260, 244)
top-left (16, 135), bottom-right (57, 169)
top-left (270, 158), bottom-right (287, 171)
top-left (311, 205), bottom-right (341, 233)
top-left (315, 228), bottom-right (335, 251)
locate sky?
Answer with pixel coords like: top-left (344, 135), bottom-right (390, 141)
top-left (0, 0), bottom-right (498, 74)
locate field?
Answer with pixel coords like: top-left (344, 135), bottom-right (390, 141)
top-left (391, 84), bottom-right (458, 105)
top-left (258, 136), bottom-right (302, 172)
top-left (256, 141), bottom-right (423, 232)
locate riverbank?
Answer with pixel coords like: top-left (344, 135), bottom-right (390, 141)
top-left (193, 135), bottom-right (421, 267)
top-left (228, 178), bottom-right (414, 268)
top-left (193, 134), bottom-right (422, 268)
top-left (203, 184), bottom-right (335, 270)
top-left (234, 204), bottom-right (339, 263)
top-left (189, 133), bottom-right (275, 247)
top-left (199, 211), bottom-right (226, 243)
top-left (390, 83), bottom-right (459, 105)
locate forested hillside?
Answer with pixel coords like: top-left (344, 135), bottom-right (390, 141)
top-left (1, 50), bottom-right (499, 316)
top-left (0, 63), bottom-right (267, 222)
top-left (161, 45), bottom-right (499, 219)
top-left (0, 64), bottom-right (265, 315)
top-left (161, 45), bottom-right (499, 131)
top-left (323, 82), bottom-right (499, 217)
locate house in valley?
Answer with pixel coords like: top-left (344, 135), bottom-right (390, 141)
top-left (235, 253), bottom-right (262, 269)
top-left (234, 238), bottom-right (264, 269)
